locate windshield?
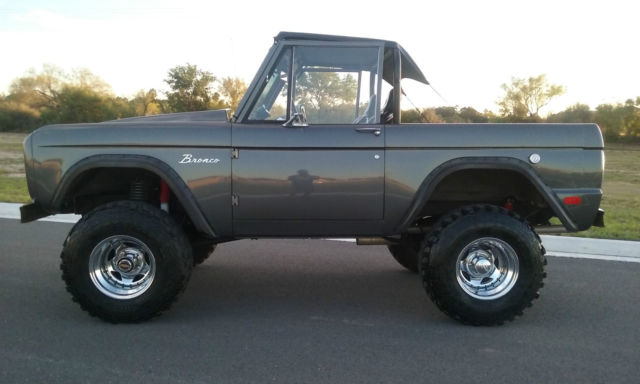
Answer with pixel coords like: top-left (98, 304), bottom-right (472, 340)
top-left (247, 48), bottom-right (291, 120)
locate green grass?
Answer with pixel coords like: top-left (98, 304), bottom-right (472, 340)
top-left (0, 133), bottom-right (30, 203)
top-left (0, 175), bottom-right (30, 203)
top-left (567, 143), bottom-right (640, 240)
top-left (0, 133), bottom-right (638, 240)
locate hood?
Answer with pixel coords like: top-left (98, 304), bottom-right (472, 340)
top-left (105, 109), bottom-right (230, 124)
top-left (32, 109), bottom-right (231, 148)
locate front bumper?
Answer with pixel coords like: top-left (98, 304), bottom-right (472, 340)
top-left (20, 202), bottom-right (49, 223)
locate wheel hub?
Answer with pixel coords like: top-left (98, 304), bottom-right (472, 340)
top-left (456, 237), bottom-right (519, 300)
top-left (463, 250), bottom-right (495, 277)
top-left (117, 258), bottom-right (133, 272)
top-left (89, 235), bottom-right (156, 300)
top-left (113, 247), bottom-right (144, 274)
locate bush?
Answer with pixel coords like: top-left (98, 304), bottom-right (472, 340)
top-left (0, 101), bottom-right (41, 132)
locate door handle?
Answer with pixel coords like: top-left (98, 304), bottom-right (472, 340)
top-left (355, 127), bottom-right (381, 136)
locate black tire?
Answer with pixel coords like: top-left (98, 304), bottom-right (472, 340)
top-left (388, 238), bottom-right (420, 273)
top-left (420, 205), bottom-right (546, 326)
top-left (192, 243), bottom-right (216, 265)
top-left (60, 201), bottom-right (193, 322)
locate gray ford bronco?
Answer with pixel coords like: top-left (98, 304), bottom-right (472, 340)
top-left (20, 32), bottom-right (605, 325)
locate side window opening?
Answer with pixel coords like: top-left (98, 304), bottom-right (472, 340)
top-left (293, 46), bottom-right (380, 125)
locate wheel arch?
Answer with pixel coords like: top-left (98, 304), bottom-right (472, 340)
top-left (395, 157), bottom-right (577, 232)
top-left (52, 154), bottom-right (216, 238)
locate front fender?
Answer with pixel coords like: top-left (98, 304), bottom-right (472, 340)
top-left (51, 154), bottom-right (217, 238)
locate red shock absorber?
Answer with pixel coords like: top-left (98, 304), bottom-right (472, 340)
top-left (160, 180), bottom-right (170, 212)
top-left (504, 197), bottom-right (515, 211)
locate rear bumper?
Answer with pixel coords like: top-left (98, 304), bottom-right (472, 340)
top-left (552, 188), bottom-right (603, 231)
top-left (20, 202), bottom-right (49, 223)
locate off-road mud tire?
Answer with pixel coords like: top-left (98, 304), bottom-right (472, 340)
top-left (60, 201), bottom-right (193, 322)
top-left (420, 204), bottom-right (546, 326)
top-left (192, 243), bottom-right (216, 265)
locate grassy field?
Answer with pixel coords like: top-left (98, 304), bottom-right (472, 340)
top-left (0, 133), bottom-right (30, 204)
top-left (570, 143), bottom-right (640, 240)
top-left (0, 133), bottom-right (638, 240)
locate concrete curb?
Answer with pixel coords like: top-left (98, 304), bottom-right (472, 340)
top-left (2, 203), bottom-right (638, 262)
top-left (540, 235), bottom-right (640, 262)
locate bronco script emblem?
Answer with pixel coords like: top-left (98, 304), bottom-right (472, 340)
top-left (179, 154), bottom-right (221, 164)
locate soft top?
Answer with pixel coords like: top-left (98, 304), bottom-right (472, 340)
top-left (274, 31), bottom-right (429, 85)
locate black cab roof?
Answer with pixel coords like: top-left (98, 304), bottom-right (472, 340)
top-left (274, 31), bottom-right (429, 85)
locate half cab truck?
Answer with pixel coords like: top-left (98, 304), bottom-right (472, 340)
top-left (20, 32), bottom-right (605, 325)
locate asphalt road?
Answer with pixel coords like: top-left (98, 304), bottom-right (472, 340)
top-left (1, 219), bottom-right (638, 384)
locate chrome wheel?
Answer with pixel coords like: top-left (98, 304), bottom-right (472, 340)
top-left (456, 237), bottom-right (519, 300)
top-left (89, 235), bottom-right (156, 299)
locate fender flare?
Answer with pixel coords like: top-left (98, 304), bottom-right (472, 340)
top-left (395, 157), bottom-right (577, 232)
top-left (51, 154), bottom-right (216, 238)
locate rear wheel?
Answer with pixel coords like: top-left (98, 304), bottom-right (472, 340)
top-left (60, 201), bottom-right (193, 322)
top-left (420, 205), bottom-right (546, 325)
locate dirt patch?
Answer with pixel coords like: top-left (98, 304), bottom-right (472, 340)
top-left (0, 150), bottom-right (23, 160)
top-left (0, 149), bottom-right (25, 177)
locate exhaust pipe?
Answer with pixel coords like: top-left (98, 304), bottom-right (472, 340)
top-left (356, 237), bottom-right (394, 246)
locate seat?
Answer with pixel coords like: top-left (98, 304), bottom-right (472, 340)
top-left (380, 89), bottom-right (394, 124)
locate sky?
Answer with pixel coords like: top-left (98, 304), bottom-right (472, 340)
top-left (1, 0), bottom-right (638, 114)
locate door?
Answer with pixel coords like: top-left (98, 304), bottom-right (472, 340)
top-left (232, 43), bottom-right (385, 234)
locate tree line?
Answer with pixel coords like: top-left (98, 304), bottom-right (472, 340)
top-left (0, 67), bottom-right (638, 141)
top-left (402, 74), bottom-right (639, 141)
top-left (0, 64), bottom-right (247, 132)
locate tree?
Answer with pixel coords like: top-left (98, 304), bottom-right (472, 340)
top-left (295, 72), bottom-right (357, 109)
top-left (435, 106), bottom-right (463, 122)
top-left (497, 74), bottom-right (564, 121)
top-left (595, 104), bottom-right (623, 139)
top-left (70, 68), bottom-right (113, 95)
top-left (548, 103), bottom-right (593, 123)
top-left (0, 100), bottom-right (40, 132)
top-left (7, 64), bottom-right (65, 111)
top-left (293, 72), bottom-right (358, 123)
top-left (218, 77), bottom-right (247, 112)
top-left (0, 65), bottom-right (138, 130)
top-left (164, 64), bottom-right (219, 112)
top-left (621, 98), bottom-right (640, 138)
top-left (459, 107), bottom-right (489, 123)
top-left (593, 99), bottom-right (640, 140)
top-left (132, 89), bottom-right (161, 116)
top-left (401, 108), bottom-right (442, 123)
top-left (41, 86), bottom-right (106, 123)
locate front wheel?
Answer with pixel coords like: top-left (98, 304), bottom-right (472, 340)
top-left (61, 201), bottom-right (193, 322)
top-left (192, 242), bottom-right (216, 265)
top-left (421, 205), bottom-right (546, 325)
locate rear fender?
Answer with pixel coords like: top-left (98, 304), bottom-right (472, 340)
top-left (395, 157), bottom-right (578, 232)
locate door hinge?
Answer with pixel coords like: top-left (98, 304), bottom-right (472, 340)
top-left (231, 194), bottom-right (239, 207)
top-left (231, 148), bottom-right (239, 159)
